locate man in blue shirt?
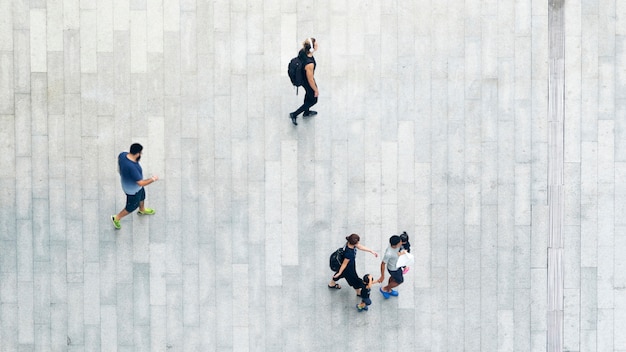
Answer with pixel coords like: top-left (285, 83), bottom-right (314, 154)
top-left (111, 143), bottom-right (158, 229)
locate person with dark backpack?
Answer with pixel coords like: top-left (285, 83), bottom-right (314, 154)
top-left (288, 37), bottom-right (319, 126)
top-left (328, 234), bottom-right (378, 296)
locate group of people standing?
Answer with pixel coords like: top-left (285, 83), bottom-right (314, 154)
top-left (328, 233), bottom-right (411, 312)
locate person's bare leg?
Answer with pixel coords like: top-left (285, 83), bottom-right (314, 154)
top-left (138, 200), bottom-right (146, 212)
top-left (115, 209), bottom-right (130, 221)
top-left (383, 277), bottom-right (400, 292)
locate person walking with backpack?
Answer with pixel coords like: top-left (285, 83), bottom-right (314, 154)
top-left (289, 37), bottom-right (318, 126)
top-left (328, 234), bottom-right (378, 296)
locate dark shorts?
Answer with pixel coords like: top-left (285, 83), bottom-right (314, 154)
top-left (125, 187), bottom-right (146, 212)
top-left (388, 268), bottom-right (404, 284)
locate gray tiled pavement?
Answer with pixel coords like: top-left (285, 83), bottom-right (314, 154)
top-left (0, 0), bottom-right (625, 351)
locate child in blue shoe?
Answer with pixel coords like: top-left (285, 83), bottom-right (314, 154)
top-left (356, 274), bottom-right (374, 312)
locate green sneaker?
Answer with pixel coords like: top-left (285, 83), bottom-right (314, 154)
top-left (111, 215), bottom-right (121, 229)
top-left (138, 208), bottom-right (155, 215)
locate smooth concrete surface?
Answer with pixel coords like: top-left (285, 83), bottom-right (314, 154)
top-left (0, 0), bottom-right (624, 351)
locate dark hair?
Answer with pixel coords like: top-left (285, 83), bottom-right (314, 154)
top-left (298, 38), bottom-right (316, 60)
top-left (400, 231), bottom-right (409, 243)
top-left (346, 233), bottom-right (360, 245)
top-left (303, 37), bottom-right (315, 52)
top-left (390, 235), bottom-right (401, 246)
top-left (362, 274), bottom-right (371, 284)
top-left (130, 143), bottom-right (143, 155)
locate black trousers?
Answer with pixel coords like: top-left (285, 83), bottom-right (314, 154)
top-left (293, 85), bottom-right (318, 117)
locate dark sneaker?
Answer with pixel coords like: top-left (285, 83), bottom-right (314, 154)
top-left (303, 110), bottom-right (317, 117)
top-left (290, 112), bottom-right (297, 125)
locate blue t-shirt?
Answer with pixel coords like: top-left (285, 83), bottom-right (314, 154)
top-left (118, 152), bottom-right (142, 195)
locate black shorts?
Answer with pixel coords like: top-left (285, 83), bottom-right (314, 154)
top-left (388, 268), bottom-right (404, 284)
top-left (125, 187), bottom-right (146, 212)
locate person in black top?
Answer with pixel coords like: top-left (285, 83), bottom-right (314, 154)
top-left (356, 274), bottom-right (374, 312)
top-left (328, 233), bottom-right (378, 296)
top-left (290, 38), bottom-right (319, 126)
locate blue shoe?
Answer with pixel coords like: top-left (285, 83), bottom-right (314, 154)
top-left (379, 287), bottom-right (390, 299)
top-left (389, 289), bottom-right (399, 297)
top-left (362, 305), bottom-right (369, 311)
top-left (356, 304), bottom-right (364, 312)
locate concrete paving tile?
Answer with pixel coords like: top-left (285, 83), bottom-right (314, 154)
top-left (1, 303), bottom-right (18, 351)
top-left (27, 74), bottom-right (47, 137)
top-left (514, 288), bottom-right (531, 352)
top-left (129, 10), bottom-right (147, 74)
top-left (44, 54), bottom-right (64, 116)
top-left (49, 303), bottom-right (67, 350)
top-left (84, 325), bottom-right (101, 352)
top-left (0, 271), bottom-right (16, 304)
top-left (133, 325), bottom-right (152, 351)
top-left (16, 220), bottom-right (32, 282)
top-left (116, 283), bottom-right (133, 346)
top-left (531, 268), bottom-right (547, 331)
top-left (64, 30), bottom-right (81, 94)
top-left (0, 1), bottom-right (12, 51)
top-left (182, 264), bottom-right (199, 327)
top-left (498, 309), bottom-right (515, 352)
top-left (616, 308), bottom-right (626, 349)
top-left (515, 164), bottom-right (532, 225)
top-left (13, 99), bottom-right (32, 156)
top-left (67, 283), bottom-right (84, 346)
top-left (149, 305), bottom-right (166, 352)
top-left (33, 261), bottom-right (50, 326)
top-left (514, 225), bottom-right (531, 290)
top-left (15, 156), bottom-right (31, 219)
top-left (563, 288), bottom-right (581, 351)
top-left (80, 10), bottom-right (97, 74)
top-left (133, 263), bottom-right (150, 327)
top-left (28, 9), bottom-right (46, 74)
top-left (498, 246), bottom-right (516, 309)
top-left (34, 322), bottom-right (51, 352)
top-left (96, 53), bottom-right (116, 116)
top-left (580, 267), bottom-right (597, 331)
top-left (598, 183), bottom-right (615, 248)
top-left (114, 32), bottom-right (131, 95)
top-left (12, 31), bottom-right (30, 95)
top-left (564, 225), bottom-right (582, 280)
top-left (598, 308), bottom-right (614, 351)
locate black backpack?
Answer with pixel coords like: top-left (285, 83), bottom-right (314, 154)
top-left (329, 247), bottom-right (345, 272)
top-left (287, 56), bottom-right (305, 94)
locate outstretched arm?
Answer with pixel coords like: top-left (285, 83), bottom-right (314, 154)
top-left (355, 243), bottom-right (378, 258)
top-left (377, 261), bottom-right (386, 283)
top-left (137, 175), bottom-right (158, 187)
